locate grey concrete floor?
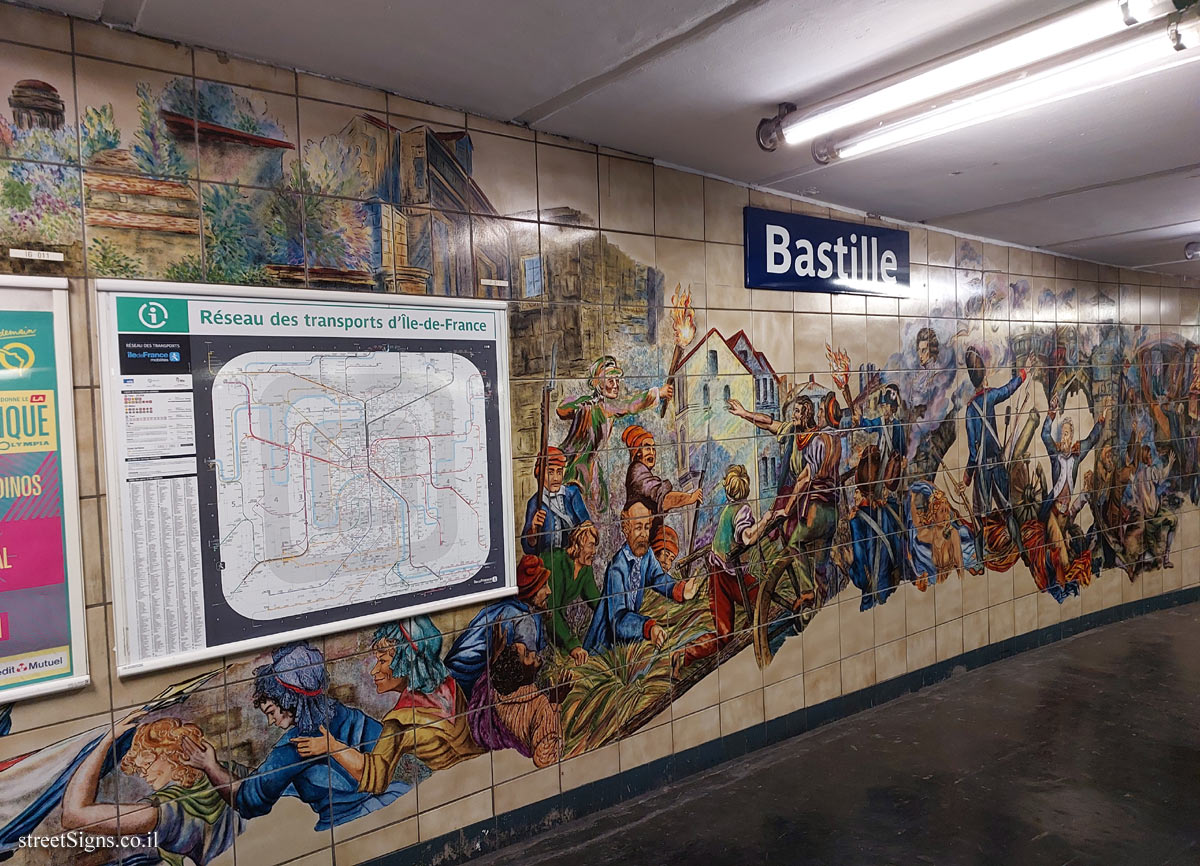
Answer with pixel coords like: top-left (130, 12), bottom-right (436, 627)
top-left (472, 602), bottom-right (1200, 866)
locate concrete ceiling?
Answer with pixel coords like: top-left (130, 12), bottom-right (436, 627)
top-left (34, 0), bottom-right (1200, 275)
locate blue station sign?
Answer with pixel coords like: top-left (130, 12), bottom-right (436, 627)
top-left (743, 206), bottom-right (910, 295)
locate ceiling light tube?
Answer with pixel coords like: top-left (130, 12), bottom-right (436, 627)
top-left (812, 9), bottom-right (1199, 164)
top-left (779, 0), bottom-right (1175, 147)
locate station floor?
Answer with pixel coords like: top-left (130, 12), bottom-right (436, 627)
top-left (472, 602), bottom-right (1200, 866)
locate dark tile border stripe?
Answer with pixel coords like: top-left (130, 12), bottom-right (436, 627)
top-left (364, 586), bottom-right (1200, 866)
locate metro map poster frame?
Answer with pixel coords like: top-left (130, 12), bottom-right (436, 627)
top-left (0, 275), bottom-right (89, 702)
top-left (96, 279), bottom-right (517, 677)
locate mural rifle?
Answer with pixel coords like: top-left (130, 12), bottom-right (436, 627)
top-left (534, 343), bottom-right (558, 515)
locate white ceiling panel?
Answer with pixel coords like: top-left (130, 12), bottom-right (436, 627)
top-left (129, 0), bottom-right (736, 120)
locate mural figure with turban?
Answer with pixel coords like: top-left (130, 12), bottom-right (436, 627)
top-left (444, 555), bottom-right (564, 767)
top-left (557, 355), bottom-right (673, 510)
top-left (292, 616), bottom-right (484, 791)
top-left (521, 446), bottom-right (591, 555)
top-left (181, 641), bottom-right (411, 830)
top-left (621, 424), bottom-right (702, 545)
top-left (651, 525), bottom-right (679, 573)
top-left (62, 712), bottom-right (242, 866)
top-left (585, 502), bottom-right (699, 653)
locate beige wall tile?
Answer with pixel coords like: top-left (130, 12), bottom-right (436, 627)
top-left (1014, 593), bottom-right (1038, 634)
top-left (73, 388), bottom-right (97, 498)
top-left (935, 619), bottom-right (962, 661)
top-left (599, 156), bottom-right (653, 235)
top-left (706, 242), bottom-right (747, 310)
top-left (491, 743), bottom-right (540, 785)
top-left (619, 720), bottom-right (673, 770)
top-left (926, 231), bottom-right (954, 267)
top-left (560, 743), bottom-right (619, 792)
top-left (907, 627), bottom-right (936, 671)
top-left (704, 177), bottom-right (748, 244)
top-left (802, 603), bottom-right (840, 670)
top-left (390, 92), bottom-right (466, 127)
top-left (418, 753), bottom-right (492, 812)
top-left (470, 131), bottom-right (538, 218)
top-left (962, 609), bottom-right (989, 652)
top-left (1036, 590), bottom-right (1062, 629)
top-left (0, 3), bottom-right (70, 50)
top-left (334, 817), bottom-right (417, 863)
top-left (718, 642), bottom-right (764, 702)
top-left (657, 236), bottom-right (707, 308)
top-left (194, 50), bottom-right (296, 93)
top-left (79, 496), bottom-right (105, 606)
top-left (297, 72), bottom-right (385, 110)
top-left (762, 629), bottom-right (804, 685)
top-left (538, 143), bottom-right (598, 225)
top-left (763, 673), bottom-right (805, 719)
top-left (74, 21), bottom-right (192, 72)
top-left (494, 764), bottom-right (560, 814)
top-left (839, 598), bottom-right (874, 657)
top-left (720, 690), bottom-right (765, 734)
top-left (749, 188), bottom-right (792, 211)
top-left (989, 600), bottom-right (1015, 643)
top-left (673, 666), bottom-right (719, 716)
top-left (791, 200), bottom-right (830, 219)
top-left (875, 638), bottom-right (907, 682)
top-left (906, 583), bottom-right (935, 633)
top-left (655, 166), bottom-right (704, 240)
top-left (841, 649), bottom-right (876, 693)
top-left (234, 797), bottom-right (331, 863)
top-left (804, 660), bottom-right (841, 705)
top-left (672, 705), bottom-right (720, 752)
top-left (419, 790), bottom-right (493, 842)
top-left (934, 578), bottom-right (962, 625)
top-left (873, 592), bottom-right (906, 645)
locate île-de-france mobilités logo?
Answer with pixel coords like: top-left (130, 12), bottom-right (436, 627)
top-left (0, 341), bottom-right (35, 372)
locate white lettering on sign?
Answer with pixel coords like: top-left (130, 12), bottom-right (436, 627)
top-left (761, 227), bottom-right (901, 285)
top-left (8, 248), bottom-right (65, 262)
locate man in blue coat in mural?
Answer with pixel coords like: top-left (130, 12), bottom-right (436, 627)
top-left (959, 346), bottom-right (1027, 554)
top-left (584, 501), bottom-right (698, 653)
top-left (520, 446), bottom-right (591, 556)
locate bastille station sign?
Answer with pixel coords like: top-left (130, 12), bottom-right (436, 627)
top-left (743, 206), bottom-right (910, 296)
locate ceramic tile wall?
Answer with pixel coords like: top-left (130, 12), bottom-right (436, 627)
top-left (3, 6), bottom-right (1200, 865)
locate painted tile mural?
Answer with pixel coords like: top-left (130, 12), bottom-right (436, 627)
top-left (2, 8), bottom-right (1200, 866)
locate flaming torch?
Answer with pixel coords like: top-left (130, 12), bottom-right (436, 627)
top-left (660, 284), bottom-right (696, 416)
top-left (826, 342), bottom-right (855, 408)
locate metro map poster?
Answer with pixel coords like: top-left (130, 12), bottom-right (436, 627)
top-left (100, 285), bottom-right (515, 675)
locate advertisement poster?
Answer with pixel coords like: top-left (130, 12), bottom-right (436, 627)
top-left (0, 303), bottom-right (74, 694)
top-left (98, 282), bottom-right (515, 675)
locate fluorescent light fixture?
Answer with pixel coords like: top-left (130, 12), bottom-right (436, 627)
top-left (1121, 0), bottom-right (1180, 24)
top-left (824, 9), bottom-right (1200, 162)
top-left (780, 0), bottom-right (1159, 146)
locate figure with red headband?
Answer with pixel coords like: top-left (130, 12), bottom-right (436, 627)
top-left (291, 615), bottom-right (484, 791)
top-left (181, 642), bottom-right (411, 830)
top-left (557, 355), bottom-right (674, 511)
top-left (621, 425), bottom-right (702, 545)
top-left (521, 446), bottom-right (591, 555)
top-left (443, 555), bottom-right (568, 767)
